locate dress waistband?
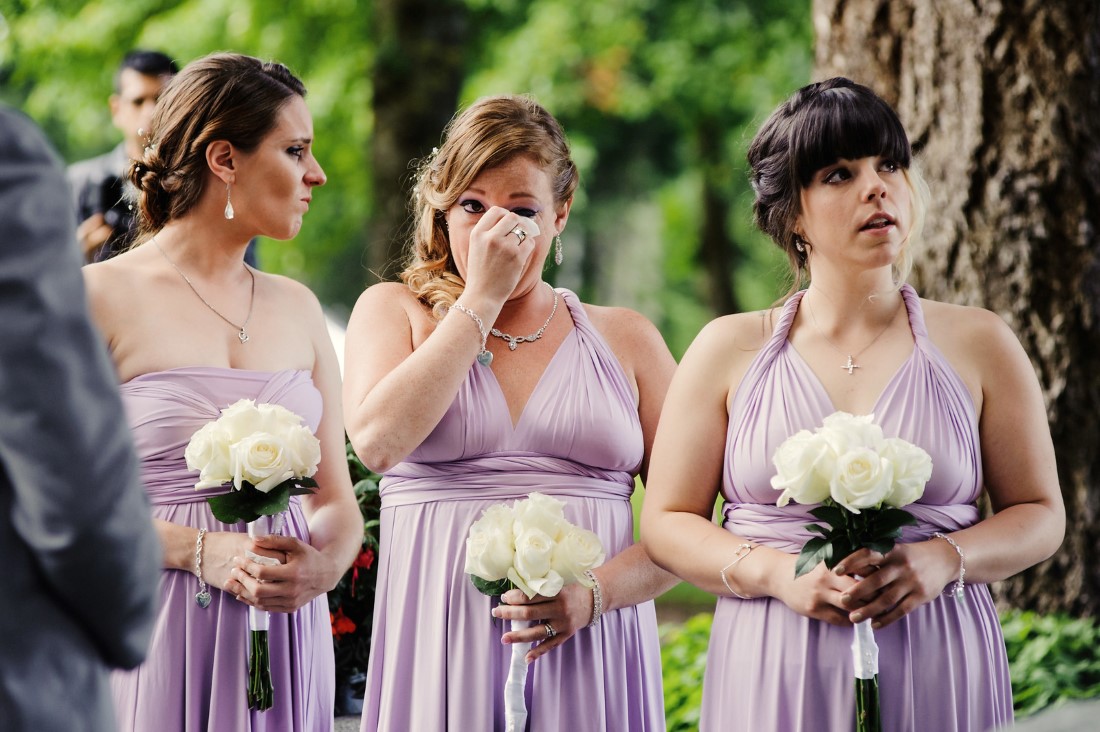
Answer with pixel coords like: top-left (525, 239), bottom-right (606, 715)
top-left (380, 455), bottom-right (635, 508)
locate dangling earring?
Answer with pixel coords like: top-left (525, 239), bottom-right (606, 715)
top-left (224, 182), bottom-right (235, 220)
top-left (554, 235), bottom-right (563, 265)
top-left (793, 234), bottom-right (806, 254)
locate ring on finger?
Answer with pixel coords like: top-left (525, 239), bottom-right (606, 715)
top-left (543, 622), bottom-right (557, 639)
top-left (510, 225), bottom-right (527, 244)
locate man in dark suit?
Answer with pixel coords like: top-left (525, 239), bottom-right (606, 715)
top-left (0, 106), bottom-right (161, 730)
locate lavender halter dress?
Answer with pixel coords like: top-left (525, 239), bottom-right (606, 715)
top-left (702, 285), bottom-right (1012, 731)
top-left (362, 289), bottom-right (665, 732)
top-left (110, 368), bottom-right (334, 732)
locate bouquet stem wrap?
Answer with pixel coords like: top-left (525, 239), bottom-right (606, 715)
top-left (852, 618), bottom-right (881, 732)
top-left (504, 618), bottom-right (531, 732)
top-left (245, 512), bottom-right (285, 711)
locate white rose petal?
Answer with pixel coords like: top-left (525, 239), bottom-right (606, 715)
top-left (820, 412), bottom-right (885, 454)
top-left (771, 429), bottom-right (835, 507)
top-left (230, 433), bottom-right (295, 493)
top-left (464, 504), bottom-right (516, 581)
top-left (215, 399), bottom-right (265, 441)
top-left (550, 526), bottom-right (605, 585)
top-left (284, 424), bottom-right (322, 478)
top-left (510, 526), bottom-right (562, 598)
top-left (512, 492), bottom-right (568, 541)
top-left (881, 437), bottom-right (933, 508)
top-left (829, 447), bottom-right (894, 513)
top-left (185, 422), bottom-right (233, 489)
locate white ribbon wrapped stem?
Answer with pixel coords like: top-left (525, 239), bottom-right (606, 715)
top-left (246, 513), bottom-right (285, 631)
top-left (504, 618), bottom-right (531, 732)
top-left (851, 617), bottom-right (880, 680)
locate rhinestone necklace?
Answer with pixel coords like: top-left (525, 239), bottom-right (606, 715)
top-left (153, 237), bottom-right (255, 344)
top-left (490, 282), bottom-right (559, 351)
top-left (804, 292), bottom-right (901, 375)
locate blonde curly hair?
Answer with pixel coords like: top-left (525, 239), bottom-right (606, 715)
top-left (401, 95), bottom-right (578, 318)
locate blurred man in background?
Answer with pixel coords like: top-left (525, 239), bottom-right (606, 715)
top-left (68, 49), bottom-right (177, 263)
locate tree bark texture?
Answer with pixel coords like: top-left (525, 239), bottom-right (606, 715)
top-left (814, 0), bottom-right (1100, 614)
top-left (368, 0), bottom-right (467, 282)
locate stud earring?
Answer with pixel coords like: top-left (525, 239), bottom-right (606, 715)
top-left (224, 183), bottom-right (235, 220)
top-left (554, 235), bottom-right (563, 265)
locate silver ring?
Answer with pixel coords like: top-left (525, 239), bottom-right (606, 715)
top-left (543, 622), bottom-right (556, 639)
top-left (510, 226), bottom-right (527, 244)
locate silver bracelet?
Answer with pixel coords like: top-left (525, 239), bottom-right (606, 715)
top-left (449, 302), bottom-right (493, 367)
top-left (194, 528), bottom-right (211, 608)
top-left (584, 569), bottom-right (604, 627)
top-left (932, 532), bottom-right (966, 600)
top-left (720, 543), bottom-right (757, 599)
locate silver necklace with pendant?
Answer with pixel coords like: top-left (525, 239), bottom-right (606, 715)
top-left (153, 237), bottom-right (255, 344)
top-left (804, 292), bottom-right (901, 375)
top-left (490, 282), bottom-right (560, 351)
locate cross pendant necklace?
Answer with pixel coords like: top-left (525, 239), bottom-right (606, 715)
top-left (804, 291), bottom-right (901, 376)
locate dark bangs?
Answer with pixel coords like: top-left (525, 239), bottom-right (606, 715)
top-left (789, 81), bottom-right (911, 187)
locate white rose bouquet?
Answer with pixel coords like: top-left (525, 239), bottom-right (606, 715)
top-left (464, 493), bottom-right (605, 732)
top-left (184, 398), bottom-right (321, 711)
top-left (771, 411), bottom-right (933, 732)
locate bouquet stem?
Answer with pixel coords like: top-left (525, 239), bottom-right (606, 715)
top-left (248, 629), bottom-right (274, 710)
top-left (504, 618), bottom-right (531, 732)
top-left (245, 512), bottom-right (284, 712)
top-left (852, 618), bottom-right (881, 732)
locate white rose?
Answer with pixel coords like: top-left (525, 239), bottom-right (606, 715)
top-left (185, 422), bottom-right (233, 489)
top-left (550, 526), bottom-right (605, 585)
top-left (829, 447), bottom-right (894, 513)
top-left (255, 401), bottom-right (305, 435)
top-left (881, 437), bottom-right (933, 508)
top-left (216, 399), bottom-right (264, 441)
top-left (284, 424), bottom-right (322, 478)
top-left (512, 492), bottom-right (568, 541)
top-left (771, 429), bottom-right (834, 507)
top-left (230, 432), bottom-right (295, 493)
top-left (464, 504), bottom-right (516, 581)
top-left (820, 412), bottom-right (885, 454)
top-left (508, 526), bottom-right (563, 599)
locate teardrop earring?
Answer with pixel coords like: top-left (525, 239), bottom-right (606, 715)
top-left (224, 183), bottom-right (235, 220)
top-left (554, 235), bottom-right (563, 266)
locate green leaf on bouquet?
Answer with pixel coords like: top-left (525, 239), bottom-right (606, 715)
top-left (865, 539), bottom-right (898, 555)
top-left (805, 523), bottom-right (831, 538)
top-left (795, 537), bottom-right (833, 578)
top-left (288, 476), bottom-right (319, 496)
top-left (809, 504), bottom-right (846, 527)
top-left (207, 488), bottom-right (264, 524)
top-left (869, 507), bottom-right (918, 536)
top-left (470, 575), bottom-right (514, 597)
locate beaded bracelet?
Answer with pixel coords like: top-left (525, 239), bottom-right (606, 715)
top-left (194, 528), bottom-right (211, 608)
top-left (720, 543), bottom-right (757, 599)
top-left (932, 532), bottom-right (966, 600)
top-left (449, 303), bottom-right (493, 366)
top-left (584, 569), bottom-right (604, 627)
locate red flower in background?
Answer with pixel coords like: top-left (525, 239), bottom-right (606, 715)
top-left (331, 607), bottom-right (357, 638)
top-left (351, 547), bottom-right (376, 595)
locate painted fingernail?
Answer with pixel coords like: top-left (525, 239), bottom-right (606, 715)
top-left (851, 612), bottom-right (864, 623)
top-left (834, 564), bottom-right (846, 575)
top-left (491, 607), bottom-right (500, 618)
top-left (872, 622), bottom-right (882, 630)
top-left (840, 594), bottom-right (852, 606)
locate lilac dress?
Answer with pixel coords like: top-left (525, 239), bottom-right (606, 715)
top-left (702, 285), bottom-right (1012, 731)
top-left (362, 289), bottom-right (665, 731)
top-left (110, 368), bottom-right (335, 732)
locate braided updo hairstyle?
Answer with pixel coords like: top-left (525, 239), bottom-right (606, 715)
top-left (129, 52), bottom-right (306, 237)
top-left (747, 77), bottom-right (928, 297)
top-left (402, 95), bottom-right (579, 318)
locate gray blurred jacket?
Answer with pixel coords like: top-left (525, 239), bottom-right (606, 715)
top-left (0, 106), bottom-right (161, 731)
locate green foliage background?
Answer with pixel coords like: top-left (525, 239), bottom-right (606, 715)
top-left (0, 0), bottom-right (811, 353)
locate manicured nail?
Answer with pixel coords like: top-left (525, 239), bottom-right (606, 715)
top-left (872, 622), bottom-right (882, 630)
top-left (851, 612), bottom-right (864, 623)
top-left (834, 564), bottom-right (846, 575)
top-left (840, 594), bottom-right (852, 606)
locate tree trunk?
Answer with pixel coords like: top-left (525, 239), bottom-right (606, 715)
top-left (368, 0), bottom-right (467, 282)
top-left (814, 0), bottom-right (1100, 614)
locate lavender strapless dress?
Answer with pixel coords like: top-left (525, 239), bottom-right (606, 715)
top-left (110, 367), bottom-right (334, 732)
top-left (702, 285), bottom-right (1012, 731)
top-left (361, 289), bottom-right (665, 731)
